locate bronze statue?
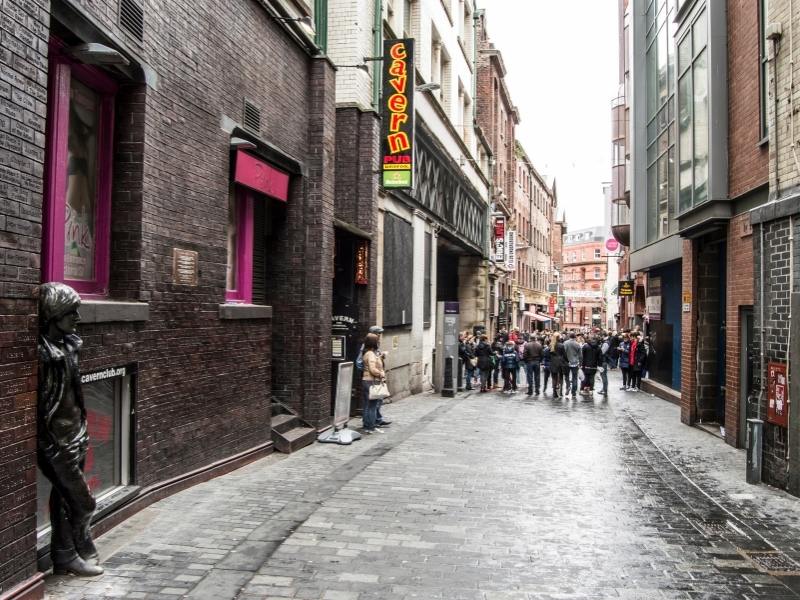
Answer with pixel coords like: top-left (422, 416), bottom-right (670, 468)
top-left (37, 283), bottom-right (103, 577)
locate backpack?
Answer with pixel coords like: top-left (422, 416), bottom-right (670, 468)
top-left (355, 345), bottom-right (365, 371)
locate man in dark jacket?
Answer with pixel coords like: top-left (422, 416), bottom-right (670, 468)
top-left (523, 336), bottom-right (543, 395)
top-left (501, 340), bottom-right (519, 393)
top-left (580, 336), bottom-right (602, 396)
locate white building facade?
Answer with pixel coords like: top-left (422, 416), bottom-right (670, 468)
top-left (327, 0), bottom-right (491, 398)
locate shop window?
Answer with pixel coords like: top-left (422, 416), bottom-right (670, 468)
top-left (226, 187), bottom-right (254, 303)
top-left (227, 151), bottom-right (289, 304)
top-left (43, 49), bottom-right (117, 297)
top-left (383, 212), bottom-right (414, 326)
top-left (37, 367), bottom-right (134, 536)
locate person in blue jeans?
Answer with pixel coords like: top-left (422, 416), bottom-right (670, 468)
top-left (501, 340), bottom-right (519, 393)
top-left (361, 334), bottom-right (386, 433)
top-left (563, 332), bottom-right (582, 397)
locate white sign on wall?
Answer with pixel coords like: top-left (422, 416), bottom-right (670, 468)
top-left (505, 230), bottom-right (517, 271)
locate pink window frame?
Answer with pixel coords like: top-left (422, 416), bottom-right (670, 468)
top-left (42, 42), bottom-right (117, 298)
top-left (225, 188), bottom-right (254, 303)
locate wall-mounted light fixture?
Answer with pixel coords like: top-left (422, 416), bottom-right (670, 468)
top-left (415, 83), bottom-right (441, 93)
top-left (66, 43), bottom-right (130, 66)
top-left (271, 15), bottom-right (315, 37)
top-left (336, 63), bottom-right (370, 73)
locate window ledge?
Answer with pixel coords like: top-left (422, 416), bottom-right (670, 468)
top-left (81, 300), bottom-right (150, 323)
top-left (219, 304), bottom-right (273, 320)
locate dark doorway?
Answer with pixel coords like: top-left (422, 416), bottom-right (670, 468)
top-left (331, 231), bottom-right (364, 414)
top-left (740, 307), bottom-right (756, 447)
top-left (437, 250), bottom-right (459, 302)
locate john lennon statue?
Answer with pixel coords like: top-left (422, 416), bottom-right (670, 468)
top-left (37, 282), bottom-right (103, 577)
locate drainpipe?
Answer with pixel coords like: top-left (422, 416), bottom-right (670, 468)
top-left (372, 0), bottom-right (383, 111)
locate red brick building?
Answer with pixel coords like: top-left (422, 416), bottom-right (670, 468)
top-left (561, 228), bottom-right (608, 330)
top-left (475, 9), bottom-right (519, 334)
top-left (0, 1), bottom-right (335, 596)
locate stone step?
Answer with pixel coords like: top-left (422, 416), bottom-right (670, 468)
top-left (271, 413), bottom-right (300, 434)
top-left (272, 427), bottom-right (317, 454)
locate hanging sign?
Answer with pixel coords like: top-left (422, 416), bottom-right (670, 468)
top-left (493, 215), bottom-right (506, 262)
top-left (767, 362), bottom-right (789, 428)
top-left (381, 39), bottom-right (415, 189)
top-left (505, 230), bottom-right (517, 271)
top-left (355, 240), bottom-right (369, 285)
top-left (618, 280), bottom-right (634, 297)
top-left (548, 296), bottom-right (556, 316)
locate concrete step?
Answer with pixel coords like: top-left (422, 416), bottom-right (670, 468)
top-left (271, 413), bottom-right (300, 434)
top-left (272, 427), bottom-right (316, 454)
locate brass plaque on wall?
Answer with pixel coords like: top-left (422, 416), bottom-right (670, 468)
top-left (173, 249), bottom-right (199, 286)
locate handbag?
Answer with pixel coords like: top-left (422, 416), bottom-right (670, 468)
top-left (369, 380), bottom-right (390, 400)
top-left (578, 368), bottom-right (586, 381)
top-left (469, 357), bottom-right (478, 368)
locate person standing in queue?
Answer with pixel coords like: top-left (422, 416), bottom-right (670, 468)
top-left (361, 333), bottom-right (386, 434)
top-left (523, 335), bottom-right (543, 396)
top-left (564, 332), bottom-right (582, 399)
top-left (501, 340), bottom-right (519, 393)
top-left (475, 334), bottom-right (493, 393)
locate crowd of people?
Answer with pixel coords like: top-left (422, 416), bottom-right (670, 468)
top-left (458, 326), bottom-right (653, 399)
top-left (355, 324), bottom-right (654, 434)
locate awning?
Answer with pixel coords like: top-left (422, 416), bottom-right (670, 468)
top-left (524, 311), bottom-right (552, 322)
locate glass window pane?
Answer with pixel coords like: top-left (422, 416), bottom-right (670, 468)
top-left (668, 146), bottom-right (677, 232)
top-left (226, 189), bottom-right (238, 291)
top-left (678, 34), bottom-right (692, 74)
top-left (647, 46), bottom-right (657, 119)
top-left (693, 9), bottom-right (708, 53)
top-left (658, 153), bottom-right (669, 238)
top-left (657, 25), bottom-right (668, 108)
top-left (678, 73), bottom-right (693, 212)
top-left (647, 165), bottom-right (658, 242)
top-left (64, 77), bottom-right (99, 281)
top-left (693, 48), bottom-right (709, 205)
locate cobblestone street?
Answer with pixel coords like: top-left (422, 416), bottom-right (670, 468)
top-left (46, 373), bottom-right (800, 600)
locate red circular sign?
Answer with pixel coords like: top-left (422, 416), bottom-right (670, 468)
top-left (605, 238), bottom-right (619, 252)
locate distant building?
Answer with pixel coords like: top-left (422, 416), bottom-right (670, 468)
top-left (561, 227), bottom-right (608, 329)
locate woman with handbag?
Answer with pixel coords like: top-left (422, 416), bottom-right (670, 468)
top-left (361, 333), bottom-right (387, 434)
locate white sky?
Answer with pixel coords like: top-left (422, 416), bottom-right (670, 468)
top-left (479, 1), bottom-right (620, 232)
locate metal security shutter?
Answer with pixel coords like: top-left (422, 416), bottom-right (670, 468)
top-left (382, 213), bottom-right (413, 327)
top-left (251, 200), bottom-right (267, 305)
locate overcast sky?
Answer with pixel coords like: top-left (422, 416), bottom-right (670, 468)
top-left (479, 1), bottom-right (620, 233)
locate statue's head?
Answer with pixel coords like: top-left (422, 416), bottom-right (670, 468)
top-left (39, 282), bottom-right (81, 336)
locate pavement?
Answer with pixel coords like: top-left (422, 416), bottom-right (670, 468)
top-left (44, 370), bottom-right (800, 600)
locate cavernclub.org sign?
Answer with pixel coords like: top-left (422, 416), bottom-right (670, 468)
top-left (381, 39), bottom-right (415, 189)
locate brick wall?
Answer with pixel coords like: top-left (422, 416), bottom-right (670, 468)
top-left (727, 0), bottom-right (769, 199)
top-left (0, 0), bottom-right (337, 592)
top-left (724, 214), bottom-right (755, 448)
top-left (753, 217), bottom-right (796, 489)
top-left (0, 0), bottom-right (48, 593)
top-left (681, 239), bottom-right (697, 425)
top-left (695, 235), bottom-right (724, 423)
top-left (334, 106), bottom-right (379, 336)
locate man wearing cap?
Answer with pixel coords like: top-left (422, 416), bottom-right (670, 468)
top-left (357, 326), bottom-right (392, 428)
top-left (37, 282), bottom-right (104, 577)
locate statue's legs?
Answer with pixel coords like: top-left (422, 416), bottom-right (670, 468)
top-left (40, 452), bottom-right (97, 566)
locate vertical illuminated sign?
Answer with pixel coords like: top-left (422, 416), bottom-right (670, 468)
top-left (381, 39), bottom-right (415, 189)
top-left (493, 216), bottom-right (506, 262)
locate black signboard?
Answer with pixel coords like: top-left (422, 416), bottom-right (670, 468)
top-left (618, 280), bottom-right (635, 297)
top-left (381, 39), bottom-right (415, 189)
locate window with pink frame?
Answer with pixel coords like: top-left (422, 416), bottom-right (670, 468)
top-left (226, 151), bottom-right (290, 304)
top-left (43, 43), bottom-right (117, 298)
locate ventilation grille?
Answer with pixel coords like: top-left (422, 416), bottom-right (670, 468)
top-left (119, 0), bottom-right (144, 41)
top-left (243, 100), bottom-right (262, 134)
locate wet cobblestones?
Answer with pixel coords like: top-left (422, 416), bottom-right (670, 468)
top-left (46, 373), bottom-right (800, 599)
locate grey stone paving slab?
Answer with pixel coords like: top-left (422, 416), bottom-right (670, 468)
top-left (44, 373), bottom-right (800, 599)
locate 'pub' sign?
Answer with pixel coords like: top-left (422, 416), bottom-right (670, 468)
top-left (381, 39), bottom-right (415, 189)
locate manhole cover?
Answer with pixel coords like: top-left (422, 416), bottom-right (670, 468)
top-left (744, 551), bottom-right (800, 574)
top-left (692, 518), bottom-right (749, 538)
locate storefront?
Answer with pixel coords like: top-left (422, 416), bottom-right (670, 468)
top-left (644, 262), bottom-right (682, 391)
